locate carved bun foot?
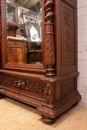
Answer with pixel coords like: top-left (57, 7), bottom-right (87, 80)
top-left (0, 94), bottom-right (5, 99)
top-left (42, 115), bottom-right (56, 124)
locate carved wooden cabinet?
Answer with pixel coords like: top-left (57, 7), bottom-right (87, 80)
top-left (7, 37), bottom-right (27, 64)
top-left (0, 0), bottom-right (81, 124)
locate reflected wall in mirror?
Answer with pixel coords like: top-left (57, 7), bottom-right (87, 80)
top-left (6, 0), bottom-right (42, 64)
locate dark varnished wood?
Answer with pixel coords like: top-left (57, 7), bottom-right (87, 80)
top-left (0, 0), bottom-right (81, 124)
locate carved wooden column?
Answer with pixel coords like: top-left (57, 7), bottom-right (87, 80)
top-left (44, 0), bottom-right (55, 76)
top-left (43, 2), bottom-right (56, 122)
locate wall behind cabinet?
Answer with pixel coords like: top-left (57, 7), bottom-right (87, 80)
top-left (78, 0), bottom-right (87, 107)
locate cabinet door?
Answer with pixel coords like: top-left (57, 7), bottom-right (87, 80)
top-left (1, 0), bottom-right (45, 73)
top-left (7, 39), bottom-right (27, 64)
top-left (6, 0), bottom-right (42, 64)
top-left (1, 0), bottom-right (55, 75)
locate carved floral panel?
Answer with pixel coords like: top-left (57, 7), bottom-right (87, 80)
top-left (61, 2), bottom-right (75, 65)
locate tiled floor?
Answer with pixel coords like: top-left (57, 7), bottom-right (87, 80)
top-left (0, 97), bottom-right (87, 130)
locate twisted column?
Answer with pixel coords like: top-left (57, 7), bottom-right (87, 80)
top-left (44, 0), bottom-right (55, 76)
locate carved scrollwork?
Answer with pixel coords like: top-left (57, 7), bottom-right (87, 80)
top-left (44, 0), bottom-right (55, 76)
top-left (3, 76), bottom-right (44, 94)
top-left (61, 2), bottom-right (74, 65)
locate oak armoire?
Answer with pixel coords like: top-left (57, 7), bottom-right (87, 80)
top-left (0, 0), bottom-right (81, 124)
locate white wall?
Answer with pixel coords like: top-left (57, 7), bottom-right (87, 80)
top-left (78, 0), bottom-right (87, 106)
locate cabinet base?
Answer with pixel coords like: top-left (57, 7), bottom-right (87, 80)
top-left (0, 88), bottom-right (81, 124)
top-left (38, 91), bottom-right (81, 124)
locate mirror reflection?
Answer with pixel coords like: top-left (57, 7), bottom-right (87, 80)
top-left (6, 0), bottom-right (42, 64)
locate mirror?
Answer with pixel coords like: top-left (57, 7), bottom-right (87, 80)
top-left (6, 0), bottom-right (42, 64)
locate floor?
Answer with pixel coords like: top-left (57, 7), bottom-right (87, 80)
top-left (0, 97), bottom-right (87, 130)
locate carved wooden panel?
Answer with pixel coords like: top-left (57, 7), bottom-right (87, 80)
top-left (3, 76), bottom-right (44, 95)
top-left (65, 0), bottom-right (75, 7)
top-left (61, 2), bottom-right (75, 66)
top-left (7, 39), bottom-right (27, 64)
top-left (61, 79), bottom-right (74, 96)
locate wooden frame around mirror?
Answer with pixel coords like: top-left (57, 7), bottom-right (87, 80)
top-left (1, 0), bottom-right (55, 75)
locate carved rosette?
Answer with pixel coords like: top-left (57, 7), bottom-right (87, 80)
top-left (44, 0), bottom-right (55, 76)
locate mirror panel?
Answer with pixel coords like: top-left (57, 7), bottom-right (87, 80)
top-left (6, 0), bottom-right (42, 64)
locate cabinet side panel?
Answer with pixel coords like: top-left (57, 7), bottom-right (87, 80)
top-left (61, 2), bottom-right (74, 66)
top-left (55, 0), bottom-right (77, 75)
top-left (64, 0), bottom-right (76, 7)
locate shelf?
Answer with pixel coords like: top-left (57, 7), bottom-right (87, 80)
top-left (27, 50), bottom-right (42, 53)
